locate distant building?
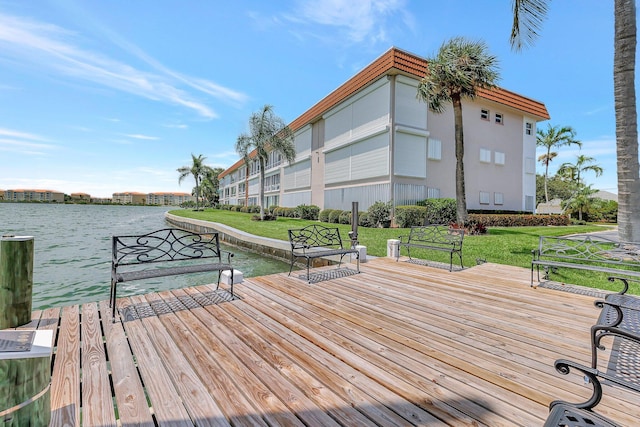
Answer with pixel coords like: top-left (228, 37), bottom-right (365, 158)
top-left (3, 189), bottom-right (65, 203)
top-left (91, 197), bottom-right (113, 204)
top-left (536, 198), bottom-right (564, 214)
top-left (594, 190), bottom-right (618, 202)
top-left (147, 192), bottom-right (195, 206)
top-left (112, 192), bottom-right (146, 205)
top-left (70, 192), bottom-right (91, 201)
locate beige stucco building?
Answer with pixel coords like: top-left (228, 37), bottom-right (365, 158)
top-left (2, 189), bottom-right (65, 203)
top-left (218, 47), bottom-right (549, 213)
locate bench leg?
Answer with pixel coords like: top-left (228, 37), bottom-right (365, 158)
top-left (449, 252), bottom-right (453, 272)
top-left (110, 279), bottom-right (117, 322)
top-left (307, 258), bottom-right (311, 284)
top-left (288, 253), bottom-right (296, 277)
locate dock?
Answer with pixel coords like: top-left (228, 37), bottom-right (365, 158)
top-left (22, 258), bottom-right (638, 426)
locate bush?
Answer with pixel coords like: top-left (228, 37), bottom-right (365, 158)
top-left (367, 201), bottom-right (392, 228)
top-left (249, 205), bottom-right (261, 214)
top-left (318, 209), bottom-right (334, 222)
top-left (339, 211), bottom-right (351, 224)
top-left (418, 198), bottom-right (456, 224)
top-left (328, 210), bottom-right (342, 223)
top-left (296, 204), bottom-right (320, 220)
top-left (239, 206), bottom-right (249, 213)
top-left (395, 205), bottom-right (428, 228)
top-left (268, 205), bottom-right (279, 215)
top-left (358, 212), bottom-right (373, 227)
top-left (251, 214), bottom-right (276, 221)
top-left (467, 213), bottom-right (571, 227)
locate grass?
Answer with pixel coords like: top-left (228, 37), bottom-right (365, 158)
top-left (169, 209), bottom-right (638, 295)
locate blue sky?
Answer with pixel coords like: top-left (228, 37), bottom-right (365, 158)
top-left (0, 0), bottom-right (629, 197)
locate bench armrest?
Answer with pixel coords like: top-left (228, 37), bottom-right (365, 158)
top-left (550, 359), bottom-right (603, 411)
top-left (607, 276), bottom-right (636, 295)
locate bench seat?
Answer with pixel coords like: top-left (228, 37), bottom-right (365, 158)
top-left (397, 225), bottom-right (464, 272)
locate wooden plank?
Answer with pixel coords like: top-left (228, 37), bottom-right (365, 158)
top-left (117, 296), bottom-right (194, 427)
top-left (50, 305), bottom-right (80, 426)
top-left (134, 293), bottom-right (230, 427)
top-left (81, 302), bottom-right (117, 426)
top-left (99, 300), bottom-right (155, 427)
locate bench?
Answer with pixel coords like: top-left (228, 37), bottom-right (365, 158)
top-left (288, 224), bottom-right (360, 283)
top-left (109, 228), bottom-right (234, 319)
top-left (531, 234), bottom-right (640, 287)
top-left (396, 225), bottom-right (464, 272)
top-left (543, 277), bottom-right (640, 426)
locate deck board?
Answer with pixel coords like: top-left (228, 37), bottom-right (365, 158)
top-left (37, 258), bottom-right (639, 426)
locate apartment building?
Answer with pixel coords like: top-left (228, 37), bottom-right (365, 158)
top-left (3, 189), bottom-right (65, 203)
top-left (112, 192), bottom-right (146, 205)
top-left (218, 47), bottom-right (549, 212)
top-left (147, 192), bottom-right (195, 206)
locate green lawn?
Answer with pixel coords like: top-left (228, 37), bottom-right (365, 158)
top-left (169, 209), bottom-right (636, 294)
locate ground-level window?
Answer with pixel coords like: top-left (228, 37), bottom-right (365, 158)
top-left (479, 191), bottom-right (490, 205)
top-left (427, 138), bottom-right (442, 160)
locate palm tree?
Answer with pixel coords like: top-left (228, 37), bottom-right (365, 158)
top-left (235, 105), bottom-right (296, 220)
top-left (510, 0), bottom-right (640, 241)
top-left (200, 167), bottom-right (225, 207)
top-left (557, 154), bottom-right (604, 187)
top-left (177, 153), bottom-right (212, 211)
top-left (417, 37), bottom-right (500, 224)
top-left (536, 124), bottom-right (581, 203)
top-left (562, 184), bottom-right (598, 221)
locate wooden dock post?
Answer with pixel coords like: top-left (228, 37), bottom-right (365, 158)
top-left (0, 235), bottom-right (34, 329)
top-left (0, 330), bottom-right (53, 426)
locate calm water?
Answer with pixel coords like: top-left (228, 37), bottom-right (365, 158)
top-left (0, 203), bottom-right (289, 309)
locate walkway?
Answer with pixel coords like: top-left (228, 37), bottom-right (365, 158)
top-left (27, 258), bottom-right (638, 426)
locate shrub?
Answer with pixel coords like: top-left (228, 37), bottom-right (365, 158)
top-left (248, 205), bottom-right (261, 214)
top-left (239, 206), bottom-right (249, 213)
top-left (339, 210), bottom-right (351, 224)
top-left (395, 205), bottom-right (428, 228)
top-left (418, 198), bottom-right (456, 224)
top-left (367, 201), bottom-right (392, 228)
top-left (328, 210), bottom-right (342, 223)
top-left (268, 205), bottom-right (279, 215)
top-left (318, 209), bottom-right (334, 222)
top-left (251, 214), bottom-right (276, 221)
top-left (358, 211), bottom-right (373, 227)
top-left (467, 213), bottom-right (571, 227)
top-left (296, 204), bottom-right (320, 220)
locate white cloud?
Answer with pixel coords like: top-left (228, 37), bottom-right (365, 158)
top-left (123, 134), bottom-right (160, 141)
top-left (287, 0), bottom-right (409, 44)
top-left (0, 128), bottom-right (57, 155)
top-left (0, 12), bottom-right (248, 119)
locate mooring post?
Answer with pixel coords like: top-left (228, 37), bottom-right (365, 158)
top-left (0, 235), bottom-right (52, 426)
top-left (0, 235), bottom-right (34, 329)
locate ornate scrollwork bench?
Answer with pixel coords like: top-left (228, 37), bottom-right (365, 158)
top-left (288, 224), bottom-right (360, 283)
top-left (396, 225), bottom-right (464, 271)
top-left (109, 228), bottom-right (234, 320)
top-left (531, 235), bottom-right (640, 287)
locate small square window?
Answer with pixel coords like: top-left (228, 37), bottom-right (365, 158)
top-left (525, 122), bottom-right (533, 135)
top-left (481, 109), bottom-right (490, 121)
top-left (495, 113), bottom-right (503, 125)
top-left (494, 192), bottom-right (504, 205)
top-left (480, 148), bottom-right (492, 163)
top-left (495, 151), bottom-right (505, 165)
top-left (479, 191), bottom-right (490, 205)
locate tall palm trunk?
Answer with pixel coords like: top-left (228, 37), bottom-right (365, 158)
top-left (544, 157), bottom-right (550, 203)
top-left (615, 0), bottom-right (640, 241)
top-left (258, 158), bottom-right (266, 220)
top-left (452, 96), bottom-right (468, 224)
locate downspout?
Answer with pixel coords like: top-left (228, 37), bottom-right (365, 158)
top-left (388, 75), bottom-right (396, 217)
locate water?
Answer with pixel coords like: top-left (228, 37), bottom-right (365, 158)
top-left (0, 203), bottom-right (290, 309)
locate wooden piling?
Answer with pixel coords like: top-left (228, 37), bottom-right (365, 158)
top-left (0, 235), bottom-right (34, 329)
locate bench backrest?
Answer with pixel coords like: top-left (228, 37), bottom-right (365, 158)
top-left (409, 225), bottom-right (464, 247)
top-left (538, 235), bottom-right (640, 265)
top-left (113, 228), bottom-right (223, 267)
top-left (288, 225), bottom-right (345, 251)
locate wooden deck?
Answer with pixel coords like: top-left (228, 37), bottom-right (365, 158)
top-left (22, 258), bottom-right (639, 426)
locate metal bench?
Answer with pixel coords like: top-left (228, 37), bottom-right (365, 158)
top-left (288, 224), bottom-right (360, 283)
top-left (531, 235), bottom-right (640, 287)
top-left (110, 228), bottom-right (234, 320)
top-left (396, 225), bottom-right (464, 272)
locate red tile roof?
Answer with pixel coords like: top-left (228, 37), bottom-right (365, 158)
top-left (220, 47), bottom-right (549, 177)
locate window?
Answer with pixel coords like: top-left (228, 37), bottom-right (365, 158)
top-left (494, 192), bottom-right (504, 205)
top-left (427, 187), bottom-right (440, 198)
top-left (479, 191), bottom-right (490, 205)
top-left (495, 113), bottom-right (503, 125)
top-left (480, 109), bottom-right (490, 121)
top-left (264, 174), bottom-right (280, 192)
top-left (525, 122), bottom-right (533, 135)
top-left (494, 151), bottom-right (505, 165)
top-left (479, 148), bottom-right (492, 163)
top-left (427, 138), bottom-right (442, 160)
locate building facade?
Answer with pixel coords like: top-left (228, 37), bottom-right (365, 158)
top-left (2, 189), bottom-right (65, 203)
top-left (147, 192), bottom-right (196, 206)
top-left (218, 47), bottom-right (549, 213)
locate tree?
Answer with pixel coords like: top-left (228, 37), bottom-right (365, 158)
top-left (417, 37), bottom-right (500, 224)
top-left (235, 105), bottom-right (296, 220)
top-left (510, 0), bottom-right (640, 241)
top-left (557, 154), bottom-right (604, 187)
top-left (536, 124), bottom-right (580, 203)
top-left (562, 184), bottom-right (598, 221)
top-left (535, 174), bottom-right (574, 206)
top-left (200, 167), bottom-right (225, 207)
top-left (177, 153), bottom-right (212, 211)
